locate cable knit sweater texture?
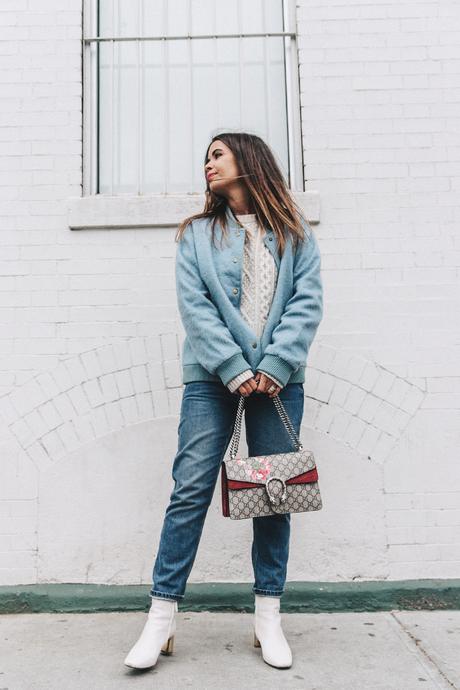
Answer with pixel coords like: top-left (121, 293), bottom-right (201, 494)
top-left (226, 213), bottom-right (283, 393)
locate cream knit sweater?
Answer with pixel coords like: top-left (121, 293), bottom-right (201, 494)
top-left (227, 213), bottom-right (283, 393)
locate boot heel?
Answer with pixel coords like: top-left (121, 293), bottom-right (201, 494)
top-left (253, 632), bottom-right (261, 648)
top-left (160, 635), bottom-right (174, 655)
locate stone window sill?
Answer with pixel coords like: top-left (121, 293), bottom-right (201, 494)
top-left (67, 191), bottom-right (320, 230)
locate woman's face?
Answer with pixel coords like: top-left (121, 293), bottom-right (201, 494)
top-left (204, 139), bottom-right (242, 195)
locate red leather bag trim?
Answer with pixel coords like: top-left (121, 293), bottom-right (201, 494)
top-left (226, 467), bottom-right (318, 491)
top-left (221, 463), bottom-right (230, 517)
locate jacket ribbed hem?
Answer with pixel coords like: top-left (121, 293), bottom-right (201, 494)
top-left (182, 363), bottom-right (305, 385)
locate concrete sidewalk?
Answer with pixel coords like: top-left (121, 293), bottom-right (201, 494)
top-left (1, 610), bottom-right (459, 689)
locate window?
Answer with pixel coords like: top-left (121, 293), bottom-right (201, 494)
top-left (83, 0), bottom-right (303, 195)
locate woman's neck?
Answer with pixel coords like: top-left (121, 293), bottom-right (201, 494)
top-left (226, 190), bottom-right (255, 216)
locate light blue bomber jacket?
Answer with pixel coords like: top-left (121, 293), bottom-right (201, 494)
top-left (175, 204), bottom-right (323, 389)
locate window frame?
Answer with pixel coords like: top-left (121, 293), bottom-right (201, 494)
top-left (82, 0), bottom-right (304, 197)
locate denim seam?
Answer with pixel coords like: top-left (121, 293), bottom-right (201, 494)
top-left (150, 589), bottom-right (184, 601)
top-left (253, 587), bottom-right (284, 596)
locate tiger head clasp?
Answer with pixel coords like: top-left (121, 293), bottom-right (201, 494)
top-left (265, 476), bottom-right (287, 507)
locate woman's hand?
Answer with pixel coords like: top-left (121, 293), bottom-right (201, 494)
top-left (236, 376), bottom-right (258, 397)
top-left (254, 372), bottom-right (282, 398)
top-left (236, 372), bottom-right (282, 398)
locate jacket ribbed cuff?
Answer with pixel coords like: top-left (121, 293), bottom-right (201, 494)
top-left (255, 354), bottom-right (294, 388)
top-left (216, 353), bottom-right (253, 387)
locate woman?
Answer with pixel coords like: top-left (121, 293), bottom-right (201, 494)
top-left (124, 132), bottom-right (323, 671)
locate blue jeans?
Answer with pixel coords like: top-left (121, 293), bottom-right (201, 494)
top-left (150, 381), bottom-right (305, 601)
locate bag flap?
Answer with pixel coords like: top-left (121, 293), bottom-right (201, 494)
top-left (223, 449), bottom-right (316, 484)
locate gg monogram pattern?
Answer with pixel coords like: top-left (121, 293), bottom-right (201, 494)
top-left (223, 449), bottom-right (323, 520)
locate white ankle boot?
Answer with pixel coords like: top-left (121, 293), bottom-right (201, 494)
top-left (253, 594), bottom-right (292, 669)
top-left (124, 597), bottom-right (178, 669)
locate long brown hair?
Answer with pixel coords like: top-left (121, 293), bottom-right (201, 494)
top-left (175, 132), bottom-right (307, 257)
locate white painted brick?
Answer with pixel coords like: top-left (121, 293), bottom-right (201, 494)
top-left (95, 345), bottom-right (118, 376)
top-left (66, 385), bottom-right (90, 416)
top-left (10, 378), bottom-right (46, 415)
top-left (112, 340), bottom-right (131, 371)
top-left (56, 420), bottom-right (79, 454)
top-left (63, 356), bottom-right (87, 387)
top-left (10, 417), bottom-right (35, 447)
top-left (72, 414), bottom-right (95, 445)
top-left (343, 386), bottom-right (367, 415)
top-left (80, 349), bottom-right (102, 379)
top-left (98, 373), bottom-right (119, 403)
top-left (387, 527), bottom-right (426, 545)
top-left (329, 379), bottom-right (353, 407)
top-left (311, 345), bottom-right (337, 373)
top-left (50, 363), bottom-right (74, 391)
top-left (120, 396), bottom-right (138, 425)
top-left (372, 400), bottom-right (398, 435)
top-left (82, 379), bottom-right (104, 408)
top-left (328, 408), bottom-right (353, 439)
top-left (384, 493), bottom-right (414, 510)
top-left (314, 404), bottom-right (335, 433)
top-left (105, 400), bottom-right (124, 430)
top-left (40, 428), bottom-right (66, 460)
top-left (114, 370), bottom-right (134, 398)
top-left (303, 367), bottom-right (320, 398)
top-left (152, 390), bottom-right (170, 418)
top-left (0, 395), bottom-right (20, 425)
top-left (342, 416), bottom-right (366, 447)
top-left (160, 333), bottom-right (179, 360)
top-left (356, 425), bottom-right (381, 457)
top-left (35, 371), bottom-right (60, 400)
top-left (53, 393), bottom-right (75, 420)
top-left (128, 338), bottom-right (148, 366)
top-left (372, 370), bottom-right (397, 399)
top-left (370, 432), bottom-right (396, 463)
top-left (135, 392), bottom-right (154, 421)
top-left (438, 544), bottom-right (460, 561)
top-left (388, 543), bottom-right (442, 563)
top-left (399, 386), bottom-right (425, 414)
top-left (147, 362), bottom-right (165, 391)
top-left (163, 360), bottom-right (182, 388)
top-left (89, 406), bottom-right (110, 438)
top-left (0, 551), bottom-right (37, 569)
top-left (314, 373), bottom-right (335, 403)
top-left (423, 493), bottom-right (460, 510)
top-left (131, 364), bottom-right (150, 394)
top-left (428, 509), bottom-right (460, 527)
top-left (425, 526), bottom-right (460, 544)
top-left (359, 363), bottom-right (380, 391)
top-left (167, 388), bottom-right (183, 416)
top-left (22, 408), bottom-right (47, 439)
top-left (358, 394), bottom-right (382, 423)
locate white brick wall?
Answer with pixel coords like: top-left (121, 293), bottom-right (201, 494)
top-left (0, 0), bottom-right (459, 586)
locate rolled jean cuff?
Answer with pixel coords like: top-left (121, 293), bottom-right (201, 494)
top-left (149, 589), bottom-right (184, 601)
top-left (253, 587), bottom-right (284, 597)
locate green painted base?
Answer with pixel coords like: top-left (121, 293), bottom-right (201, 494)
top-left (1, 580), bottom-right (460, 614)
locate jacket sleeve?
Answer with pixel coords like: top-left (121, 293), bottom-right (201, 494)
top-left (176, 224), bottom-right (253, 386)
top-left (256, 222), bottom-right (323, 387)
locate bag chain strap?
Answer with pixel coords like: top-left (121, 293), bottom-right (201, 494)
top-left (229, 394), bottom-right (303, 460)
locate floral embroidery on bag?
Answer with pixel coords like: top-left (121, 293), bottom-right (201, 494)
top-left (235, 456), bottom-right (272, 481)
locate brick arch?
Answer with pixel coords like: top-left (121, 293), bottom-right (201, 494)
top-left (302, 344), bottom-right (425, 464)
top-left (0, 339), bottom-right (425, 469)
